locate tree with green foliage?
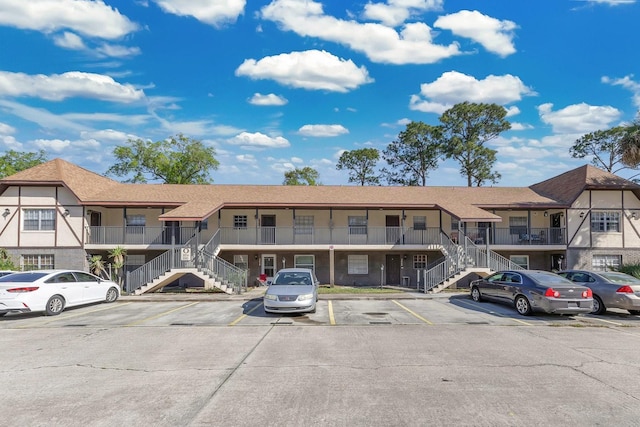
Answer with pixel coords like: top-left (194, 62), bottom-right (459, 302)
top-left (0, 248), bottom-right (17, 270)
top-left (336, 148), bottom-right (380, 186)
top-left (283, 167), bottom-right (321, 185)
top-left (108, 246), bottom-right (127, 290)
top-left (571, 126), bottom-right (639, 179)
top-left (0, 149), bottom-right (48, 179)
top-left (106, 134), bottom-right (219, 184)
top-left (381, 121), bottom-right (441, 186)
top-left (620, 116), bottom-right (640, 168)
top-left (439, 102), bottom-right (510, 187)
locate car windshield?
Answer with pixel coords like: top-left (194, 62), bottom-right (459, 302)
top-left (272, 272), bottom-right (312, 286)
top-left (531, 272), bottom-right (572, 284)
top-left (0, 272), bottom-right (48, 282)
top-left (599, 272), bottom-right (640, 284)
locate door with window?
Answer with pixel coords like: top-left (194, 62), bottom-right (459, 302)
top-left (261, 215), bottom-right (276, 244)
top-left (262, 254), bottom-right (276, 280)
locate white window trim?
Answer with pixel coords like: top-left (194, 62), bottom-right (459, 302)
top-left (510, 255), bottom-right (529, 269)
top-left (294, 254), bottom-right (315, 271)
top-left (348, 254), bottom-right (368, 275)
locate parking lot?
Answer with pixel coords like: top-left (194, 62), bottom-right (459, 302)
top-left (2, 292), bottom-right (640, 329)
top-left (2, 293), bottom-right (640, 426)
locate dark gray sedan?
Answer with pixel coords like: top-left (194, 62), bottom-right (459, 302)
top-left (557, 270), bottom-right (640, 315)
top-left (470, 270), bottom-right (593, 316)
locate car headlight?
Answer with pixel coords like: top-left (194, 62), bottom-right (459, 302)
top-left (264, 294), bottom-right (277, 301)
top-left (298, 293), bottom-right (314, 301)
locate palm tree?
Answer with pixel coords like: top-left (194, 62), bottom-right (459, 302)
top-left (89, 255), bottom-right (108, 278)
top-left (108, 246), bottom-right (127, 290)
top-left (620, 118), bottom-right (640, 167)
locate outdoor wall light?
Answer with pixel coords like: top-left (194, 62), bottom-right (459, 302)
top-left (2, 208), bottom-right (9, 217)
top-left (544, 211), bottom-right (549, 217)
top-left (254, 254), bottom-right (258, 260)
top-left (632, 212), bottom-right (637, 220)
top-left (579, 212), bottom-right (585, 219)
top-left (63, 209), bottom-right (70, 217)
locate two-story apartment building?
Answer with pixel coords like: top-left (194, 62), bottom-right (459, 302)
top-left (1, 159), bottom-right (640, 293)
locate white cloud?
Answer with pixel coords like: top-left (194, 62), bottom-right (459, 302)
top-left (0, 122), bottom-right (16, 135)
top-left (0, 99), bottom-right (87, 132)
top-left (510, 122), bottom-right (534, 131)
top-left (80, 129), bottom-right (140, 143)
top-left (434, 10), bottom-right (517, 57)
top-left (248, 93), bottom-right (288, 106)
top-left (53, 32), bottom-right (86, 49)
top-left (236, 50), bottom-right (373, 92)
top-left (64, 112), bottom-right (151, 126)
top-left (227, 131), bottom-right (290, 149)
top-left (298, 124), bottom-right (349, 137)
top-left (505, 106), bottom-right (520, 117)
top-left (363, 0), bottom-right (443, 27)
top-left (152, 0), bottom-right (245, 27)
top-left (584, 0), bottom-right (636, 5)
top-left (0, 71), bottom-right (145, 103)
top-left (33, 138), bottom-right (72, 153)
top-left (602, 75), bottom-right (640, 108)
top-left (261, 0), bottom-right (461, 65)
top-left (0, 0), bottom-right (138, 39)
top-left (96, 43), bottom-right (142, 58)
top-left (409, 71), bottom-right (535, 113)
top-left (537, 102), bottom-right (622, 134)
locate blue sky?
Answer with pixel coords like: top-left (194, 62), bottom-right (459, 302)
top-left (1, 0), bottom-right (639, 187)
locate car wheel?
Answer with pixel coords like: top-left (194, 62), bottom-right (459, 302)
top-left (591, 295), bottom-right (606, 315)
top-left (105, 287), bottom-right (119, 303)
top-left (310, 305), bottom-right (316, 314)
top-left (471, 286), bottom-right (483, 302)
top-left (628, 310), bottom-right (640, 315)
top-left (0, 312), bottom-right (6, 317)
top-left (45, 295), bottom-right (65, 316)
top-left (514, 295), bottom-right (532, 316)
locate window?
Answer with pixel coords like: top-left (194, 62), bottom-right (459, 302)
top-left (592, 254), bottom-right (621, 271)
top-left (451, 219), bottom-right (459, 231)
top-left (233, 215), bottom-right (247, 229)
top-left (233, 255), bottom-right (248, 270)
top-left (294, 254), bottom-right (315, 271)
top-left (349, 216), bottom-right (367, 235)
top-left (126, 215), bottom-right (145, 234)
top-left (295, 216), bottom-right (314, 235)
top-left (200, 218), bottom-right (208, 230)
top-left (413, 254), bottom-right (427, 269)
top-left (22, 254), bottom-right (54, 270)
top-left (509, 216), bottom-right (528, 236)
top-left (23, 209), bottom-right (55, 231)
top-left (348, 254), bottom-right (368, 274)
top-left (591, 211), bottom-right (620, 232)
top-left (413, 216), bottom-right (426, 231)
top-left (510, 255), bottom-right (529, 269)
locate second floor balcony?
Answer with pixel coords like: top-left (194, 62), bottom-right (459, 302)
top-left (85, 225), bottom-right (567, 247)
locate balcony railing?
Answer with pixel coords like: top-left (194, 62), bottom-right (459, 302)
top-left (86, 226), bottom-right (197, 245)
top-left (86, 225), bottom-right (566, 247)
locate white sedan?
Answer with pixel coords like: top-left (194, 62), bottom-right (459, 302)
top-left (0, 270), bottom-right (120, 316)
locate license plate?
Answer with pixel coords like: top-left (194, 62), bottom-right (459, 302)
top-left (568, 302), bottom-right (577, 308)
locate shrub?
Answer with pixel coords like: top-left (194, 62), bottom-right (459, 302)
top-left (617, 263), bottom-right (640, 279)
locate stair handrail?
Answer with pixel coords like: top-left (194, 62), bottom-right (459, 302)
top-left (199, 248), bottom-right (248, 294)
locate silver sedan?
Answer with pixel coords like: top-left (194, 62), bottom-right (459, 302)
top-left (557, 270), bottom-right (640, 315)
top-left (263, 268), bottom-right (319, 314)
top-left (470, 270), bottom-right (593, 316)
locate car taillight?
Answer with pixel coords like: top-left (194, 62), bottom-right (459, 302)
top-left (7, 286), bottom-right (39, 293)
top-left (582, 288), bottom-right (593, 298)
top-left (545, 288), bottom-right (560, 298)
top-left (616, 285), bottom-right (634, 294)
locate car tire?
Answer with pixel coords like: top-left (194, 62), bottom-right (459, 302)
top-left (105, 287), bottom-right (119, 303)
top-left (471, 286), bottom-right (483, 302)
top-left (514, 295), bottom-right (532, 316)
top-left (591, 295), bottom-right (606, 315)
top-left (628, 310), bottom-right (640, 315)
top-left (45, 295), bottom-right (65, 316)
top-left (310, 305), bottom-right (316, 314)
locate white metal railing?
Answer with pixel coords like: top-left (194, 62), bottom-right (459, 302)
top-left (86, 226), bottom-right (197, 245)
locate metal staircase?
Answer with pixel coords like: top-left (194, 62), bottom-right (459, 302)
top-left (419, 233), bottom-right (523, 293)
top-left (125, 234), bottom-right (247, 295)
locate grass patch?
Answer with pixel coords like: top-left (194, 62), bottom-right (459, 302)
top-left (319, 285), bottom-right (398, 294)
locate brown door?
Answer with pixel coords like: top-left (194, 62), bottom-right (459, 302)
top-left (386, 215), bottom-right (400, 244)
top-left (385, 254), bottom-right (401, 285)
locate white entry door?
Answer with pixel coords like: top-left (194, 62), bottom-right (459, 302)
top-left (262, 254), bottom-right (276, 280)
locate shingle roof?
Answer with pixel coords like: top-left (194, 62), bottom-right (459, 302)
top-left (529, 164), bottom-right (640, 204)
top-left (2, 158), bottom-right (630, 222)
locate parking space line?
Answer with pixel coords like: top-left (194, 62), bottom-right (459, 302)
top-left (391, 300), bottom-right (433, 325)
top-left (19, 302), bottom-right (134, 328)
top-left (228, 301), bottom-right (263, 326)
top-left (456, 299), bottom-right (533, 326)
top-left (125, 302), bottom-right (199, 326)
top-left (328, 301), bottom-right (336, 325)
top-left (584, 317), bottom-right (624, 326)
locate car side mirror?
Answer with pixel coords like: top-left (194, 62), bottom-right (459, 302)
top-left (266, 280), bottom-right (272, 286)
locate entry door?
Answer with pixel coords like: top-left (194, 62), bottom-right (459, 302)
top-left (386, 215), bottom-right (400, 244)
top-left (163, 221), bottom-right (180, 244)
top-left (261, 215), bottom-right (276, 244)
top-left (550, 213), bottom-right (563, 243)
top-left (385, 254), bottom-right (401, 286)
top-left (262, 255), bottom-right (276, 279)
